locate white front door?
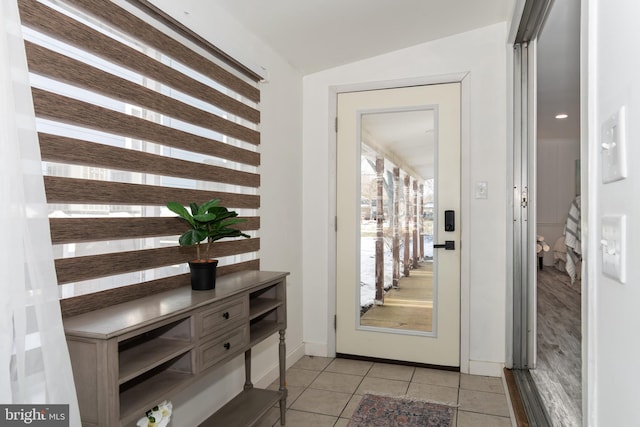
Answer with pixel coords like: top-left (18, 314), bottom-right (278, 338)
top-left (336, 83), bottom-right (461, 366)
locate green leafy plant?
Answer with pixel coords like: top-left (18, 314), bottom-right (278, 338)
top-left (166, 199), bottom-right (250, 260)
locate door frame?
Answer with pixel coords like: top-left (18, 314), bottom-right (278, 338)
top-left (327, 72), bottom-right (471, 372)
top-left (511, 39), bottom-right (539, 371)
top-left (509, 0), bottom-right (556, 373)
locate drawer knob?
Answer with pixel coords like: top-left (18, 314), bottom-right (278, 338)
top-left (224, 342), bottom-right (231, 350)
top-left (222, 312), bottom-right (230, 319)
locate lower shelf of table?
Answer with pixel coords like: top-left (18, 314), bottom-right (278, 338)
top-left (120, 369), bottom-right (194, 425)
top-left (198, 387), bottom-right (285, 427)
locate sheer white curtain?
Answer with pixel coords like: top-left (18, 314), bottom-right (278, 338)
top-left (0, 1), bottom-right (79, 423)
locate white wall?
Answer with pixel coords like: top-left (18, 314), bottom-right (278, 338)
top-left (302, 22), bottom-right (509, 375)
top-left (148, 2), bottom-right (304, 425)
top-left (537, 138), bottom-right (580, 266)
top-left (586, 0), bottom-right (640, 424)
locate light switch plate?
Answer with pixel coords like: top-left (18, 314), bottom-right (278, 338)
top-left (601, 215), bottom-right (626, 283)
top-left (475, 181), bottom-right (488, 199)
top-left (601, 106), bottom-right (627, 183)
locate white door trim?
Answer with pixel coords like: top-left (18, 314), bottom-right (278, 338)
top-left (327, 72), bottom-right (471, 372)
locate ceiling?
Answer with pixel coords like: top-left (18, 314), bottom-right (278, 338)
top-left (214, 0), bottom-right (514, 74)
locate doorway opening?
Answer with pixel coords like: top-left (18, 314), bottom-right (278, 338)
top-left (532, 0), bottom-right (582, 425)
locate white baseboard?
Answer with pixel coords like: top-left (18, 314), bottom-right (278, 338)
top-left (304, 341), bottom-right (329, 357)
top-left (254, 342), bottom-right (305, 388)
top-left (468, 360), bottom-right (504, 377)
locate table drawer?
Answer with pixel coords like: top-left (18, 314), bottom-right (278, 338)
top-left (199, 326), bottom-right (249, 371)
top-left (198, 296), bottom-right (248, 339)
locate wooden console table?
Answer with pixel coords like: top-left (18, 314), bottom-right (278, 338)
top-left (63, 270), bottom-right (288, 426)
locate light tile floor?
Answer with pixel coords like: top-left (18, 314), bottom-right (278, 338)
top-left (257, 356), bottom-right (513, 427)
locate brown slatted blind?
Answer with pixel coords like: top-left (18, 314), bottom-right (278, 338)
top-left (18, 0), bottom-right (262, 317)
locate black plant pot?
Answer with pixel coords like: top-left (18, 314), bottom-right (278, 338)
top-left (188, 259), bottom-right (218, 290)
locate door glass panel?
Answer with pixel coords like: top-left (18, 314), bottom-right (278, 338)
top-left (359, 108), bottom-right (435, 334)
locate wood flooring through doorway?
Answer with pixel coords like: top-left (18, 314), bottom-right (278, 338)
top-left (532, 266), bottom-right (582, 426)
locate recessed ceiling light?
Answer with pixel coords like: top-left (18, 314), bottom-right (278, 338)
top-left (555, 114), bottom-right (568, 119)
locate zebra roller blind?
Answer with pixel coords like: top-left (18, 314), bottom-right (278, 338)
top-left (18, 0), bottom-right (262, 317)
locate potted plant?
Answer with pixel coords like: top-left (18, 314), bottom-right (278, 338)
top-left (167, 199), bottom-right (250, 290)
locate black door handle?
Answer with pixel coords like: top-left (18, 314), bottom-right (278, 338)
top-left (433, 240), bottom-right (455, 250)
